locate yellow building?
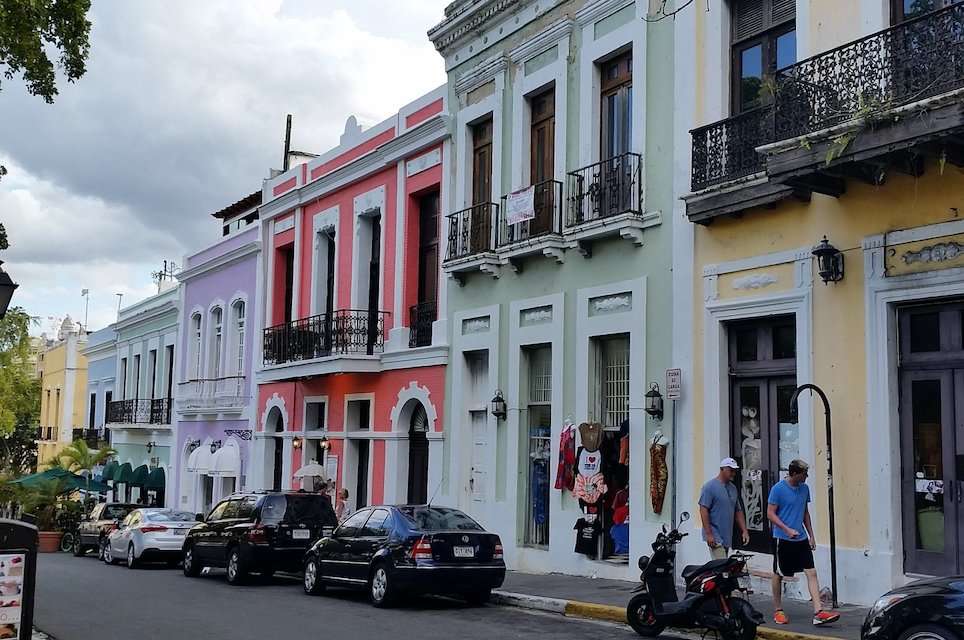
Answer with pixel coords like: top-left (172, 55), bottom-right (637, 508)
top-left (37, 317), bottom-right (88, 467)
top-left (678, 0), bottom-right (964, 605)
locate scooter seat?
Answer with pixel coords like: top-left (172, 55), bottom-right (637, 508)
top-left (681, 558), bottom-right (731, 582)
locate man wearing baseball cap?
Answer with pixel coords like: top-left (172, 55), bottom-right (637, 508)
top-left (699, 458), bottom-right (750, 560)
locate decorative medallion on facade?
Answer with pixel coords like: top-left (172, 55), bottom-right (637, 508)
top-left (520, 305), bottom-right (553, 326)
top-left (462, 316), bottom-right (491, 334)
top-left (731, 273), bottom-right (778, 291)
top-left (588, 293), bottom-right (632, 316)
top-left (902, 242), bottom-right (964, 265)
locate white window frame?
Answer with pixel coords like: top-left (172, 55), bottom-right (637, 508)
top-left (190, 313), bottom-right (203, 381)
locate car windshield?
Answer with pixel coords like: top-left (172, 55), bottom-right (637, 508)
top-left (145, 510), bottom-right (196, 522)
top-left (103, 505), bottom-right (134, 520)
top-left (260, 495), bottom-right (335, 525)
top-left (397, 507), bottom-right (483, 531)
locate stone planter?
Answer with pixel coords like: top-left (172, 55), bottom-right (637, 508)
top-left (38, 531), bottom-right (63, 553)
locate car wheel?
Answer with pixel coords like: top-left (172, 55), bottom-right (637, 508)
top-left (126, 544), bottom-right (138, 570)
top-left (226, 547), bottom-right (247, 586)
top-left (369, 564), bottom-right (395, 608)
top-left (464, 589), bottom-right (491, 606)
top-left (182, 545), bottom-right (201, 578)
top-left (898, 625), bottom-right (959, 640)
top-left (303, 558), bottom-right (326, 596)
top-left (72, 536), bottom-right (84, 557)
top-left (97, 537), bottom-right (106, 561)
top-left (102, 542), bottom-right (115, 565)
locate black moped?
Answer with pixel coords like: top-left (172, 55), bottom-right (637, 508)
top-left (626, 512), bottom-right (764, 640)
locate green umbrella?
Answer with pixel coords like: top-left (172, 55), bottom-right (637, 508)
top-left (146, 467), bottom-right (165, 490)
top-left (9, 468), bottom-right (72, 488)
top-left (113, 462), bottom-right (134, 484)
top-left (99, 461), bottom-right (118, 482)
top-left (130, 465), bottom-right (150, 487)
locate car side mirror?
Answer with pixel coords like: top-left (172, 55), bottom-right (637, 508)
top-left (195, 513), bottom-right (204, 522)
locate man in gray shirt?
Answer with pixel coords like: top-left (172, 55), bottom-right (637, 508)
top-left (699, 458), bottom-right (750, 559)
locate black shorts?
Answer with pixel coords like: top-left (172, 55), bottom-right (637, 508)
top-left (773, 538), bottom-right (814, 577)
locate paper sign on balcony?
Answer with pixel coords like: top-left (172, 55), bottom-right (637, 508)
top-left (505, 186), bottom-right (535, 225)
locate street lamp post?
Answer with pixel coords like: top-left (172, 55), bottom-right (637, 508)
top-left (0, 260), bottom-right (18, 318)
top-left (789, 383), bottom-right (838, 608)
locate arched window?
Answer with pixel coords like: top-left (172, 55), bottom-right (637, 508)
top-left (234, 300), bottom-right (246, 376)
top-left (191, 314), bottom-right (202, 380)
top-left (210, 307), bottom-right (223, 378)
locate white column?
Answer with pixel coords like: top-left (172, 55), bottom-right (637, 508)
top-left (281, 437), bottom-right (293, 490)
top-left (387, 161), bottom-right (410, 351)
top-left (292, 207), bottom-right (303, 320)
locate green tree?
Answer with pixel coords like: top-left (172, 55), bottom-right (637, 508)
top-left (0, 308), bottom-right (39, 474)
top-left (59, 439), bottom-right (115, 494)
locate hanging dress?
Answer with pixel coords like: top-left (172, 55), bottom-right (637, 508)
top-left (554, 424), bottom-right (576, 491)
top-left (649, 434), bottom-right (669, 514)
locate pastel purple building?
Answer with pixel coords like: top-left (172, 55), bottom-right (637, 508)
top-left (174, 192), bottom-right (261, 515)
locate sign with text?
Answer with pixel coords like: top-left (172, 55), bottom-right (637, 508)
top-left (505, 186), bottom-right (535, 225)
top-left (666, 368), bottom-right (682, 400)
top-left (0, 520), bottom-right (37, 640)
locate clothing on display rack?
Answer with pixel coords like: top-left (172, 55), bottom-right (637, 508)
top-left (574, 517), bottom-right (602, 556)
top-left (574, 472), bottom-right (608, 504)
top-left (650, 433), bottom-right (669, 514)
top-left (555, 423), bottom-right (576, 491)
top-left (578, 422), bottom-right (604, 452)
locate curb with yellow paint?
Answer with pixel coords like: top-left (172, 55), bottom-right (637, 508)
top-left (492, 591), bottom-right (848, 640)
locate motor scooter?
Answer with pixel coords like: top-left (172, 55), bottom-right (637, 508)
top-left (626, 512), bottom-right (764, 640)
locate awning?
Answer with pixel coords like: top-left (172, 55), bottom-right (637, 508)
top-left (208, 442), bottom-right (241, 477)
top-left (130, 464), bottom-right (150, 486)
top-left (186, 445), bottom-right (213, 474)
top-left (100, 461), bottom-right (118, 482)
top-left (9, 469), bottom-right (109, 493)
top-left (145, 467), bottom-right (166, 490)
top-left (113, 462), bottom-right (134, 483)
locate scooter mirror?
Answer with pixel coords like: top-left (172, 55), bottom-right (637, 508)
top-left (661, 523), bottom-right (668, 534)
top-left (679, 511), bottom-right (690, 525)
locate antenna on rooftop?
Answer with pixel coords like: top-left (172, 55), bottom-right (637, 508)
top-left (283, 114), bottom-right (292, 172)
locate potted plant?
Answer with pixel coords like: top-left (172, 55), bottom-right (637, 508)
top-left (21, 479), bottom-right (68, 552)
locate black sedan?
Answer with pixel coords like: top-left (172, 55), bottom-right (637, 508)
top-left (302, 505), bottom-right (505, 607)
top-left (863, 577), bottom-right (964, 640)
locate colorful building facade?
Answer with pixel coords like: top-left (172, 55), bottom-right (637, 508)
top-left (36, 318), bottom-right (88, 466)
top-left (82, 326), bottom-right (116, 439)
top-left (677, 0), bottom-right (964, 604)
top-left (174, 195), bottom-right (260, 516)
top-left (429, 0), bottom-right (680, 579)
top-left (253, 88), bottom-right (450, 510)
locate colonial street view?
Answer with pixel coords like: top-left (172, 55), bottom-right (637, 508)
top-left (3, 1), bottom-right (964, 639)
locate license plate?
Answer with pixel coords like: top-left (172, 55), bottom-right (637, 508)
top-left (292, 529), bottom-right (310, 540)
top-left (173, 529), bottom-right (187, 536)
top-left (453, 546), bottom-right (475, 558)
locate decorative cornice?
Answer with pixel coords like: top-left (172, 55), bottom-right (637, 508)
top-left (575, 0), bottom-right (635, 26)
top-left (454, 55), bottom-right (508, 95)
top-left (508, 17), bottom-right (573, 63)
top-left (111, 300), bottom-right (179, 333)
top-left (428, 0), bottom-right (516, 53)
top-left (175, 241), bottom-right (260, 283)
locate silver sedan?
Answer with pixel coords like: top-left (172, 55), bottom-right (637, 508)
top-left (103, 509), bottom-right (197, 569)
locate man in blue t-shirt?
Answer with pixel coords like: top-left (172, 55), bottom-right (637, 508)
top-left (767, 459), bottom-right (839, 627)
top-left (699, 458), bottom-right (749, 559)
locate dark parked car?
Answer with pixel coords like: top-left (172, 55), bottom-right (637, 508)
top-left (862, 577), bottom-right (964, 640)
top-left (73, 502), bottom-right (139, 559)
top-left (302, 505), bottom-right (505, 607)
top-left (181, 491), bottom-right (338, 585)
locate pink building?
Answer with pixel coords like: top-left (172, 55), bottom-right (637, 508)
top-left (252, 88), bottom-right (450, 511)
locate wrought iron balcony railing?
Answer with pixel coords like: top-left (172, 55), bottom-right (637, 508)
top-left (691, 106), bottom-right (771, 192)
top-left (690, 4), bottom-right (964, 191)
top-left (107, 398), bottom-right (172, 425)
top-left (566, 152), bottom-right (642, 229)
top-left (445, 203), bottom-right (498, 261)
top-left (498, 179), bottom-right (563, 247)
top-left (176, 376), bottom-right (248, 411)
top-left (262, 309), bottom-right (389, 366)
top-left (72, 428), bottom-right (104, 447)
top-left (408, 301), bottom-right (436, 348)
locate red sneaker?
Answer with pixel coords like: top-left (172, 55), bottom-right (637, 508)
top-left (774, 610), bottom-right (789, 625)
top-left (813, 610), bottom-right (840, 626)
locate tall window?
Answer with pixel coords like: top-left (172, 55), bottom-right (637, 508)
top-left (530, 87), bottom-right (555, 184)
top-left (592, 335), bottom-right (630, 428)
top-left (471, 119), bottom-right (493, 205)
top-left (234, 301), bottom-right (246, 375)
top-left (893, 0), bottom-right (961, 22)
top-left (524, 346), bottom-right (552, 547)
top-left (601, 50), bottom-right (632, 159)
top-left (731, 0), bottom-right (796, 113)
top-left (148, 349), bottom-right (157, 399)
top-left (119, 358), bottom-right (127, 400)
top-left (282, 247), bottom-right (295, 324)
top-left (191, 314), bottom-right (202, 380)
top-left (89, 393), bottom-right (97, 428)
top-left (210, 307), bottom-right (223, 378)
top-left (132, 354), bottom-right (141, 399)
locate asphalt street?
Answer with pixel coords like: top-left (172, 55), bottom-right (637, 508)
top-left (34, 552), bottom-right (643, 640)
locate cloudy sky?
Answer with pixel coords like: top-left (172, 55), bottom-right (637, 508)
top-left (0, 0), bottom-right (448, 335)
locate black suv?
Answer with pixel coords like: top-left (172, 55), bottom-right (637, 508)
top-left (73, 502), bottom-right (139, 559)
top-left (181, 491), bottom-right (338, 585)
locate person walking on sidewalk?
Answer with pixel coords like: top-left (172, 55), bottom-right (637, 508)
top-left (699, 458), bottom-right (750, 559)
top-left (767, 459), bottom-right (839, 627)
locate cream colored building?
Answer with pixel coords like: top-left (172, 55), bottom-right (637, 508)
top-left (37, 317), bottom-right (88, 467)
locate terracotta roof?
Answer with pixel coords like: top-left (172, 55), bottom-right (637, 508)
top-left (212, 191), bottom-right (261, 220)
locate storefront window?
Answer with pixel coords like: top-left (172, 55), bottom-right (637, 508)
top-left (524, 346), bottom-right (552, 548)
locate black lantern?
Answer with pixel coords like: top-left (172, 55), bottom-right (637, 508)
top-left (490, 390), bottom-right (507, 420)
top-left (319, 436), bottom-right (331, 452)
top-left (146, 441), bottom-right (157, 453)
top-left (812, 236), bottom-right (844, 284)
top-left (645, 383), bottom-right (664, 421)
top-left (293, 436), bottom-right (303, 450)
top-left (0, 260), bottom-right (18, 318)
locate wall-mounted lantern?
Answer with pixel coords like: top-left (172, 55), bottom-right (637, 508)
top-left (318, 436), bottom-right (330, 452)
top-left (645, 383), bottom-right (664, 421)
top-left (490, 390), bottom-right (507, 421)
top-left (292, 436), bottom-right (303, 450)
top-left (146, 441), bottom-right (158, 454)
top-left (812, 236), bottom-right (844, 284)
top-left (0, 260), bottom-right (18, 319)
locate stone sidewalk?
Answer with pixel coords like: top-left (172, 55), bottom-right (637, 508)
top-left (493, 571), bottom-right (867, 640)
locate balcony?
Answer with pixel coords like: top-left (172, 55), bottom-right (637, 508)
top-left (443, 203), bottom-right (501, 282)
top-left (408, 302), bottom-right (436, 348)
top-left (566, 152), bottom-right (651, 254)
top-left (496, 179), bottom-right (566, 269)
top-left (262, 309), bottom-right (388, 367)
top-left (35, 426), bottom-right (56, 442)
top-left (687, 3), bottom-right (964, 222)
top-left (176, 376), bottom-right (249, 414)
top-left (107, 398), bottom-right (172, 427)
top-left (72, 428), bottom-right (105, 448)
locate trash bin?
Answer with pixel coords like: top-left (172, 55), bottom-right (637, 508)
top-left (0, 520), bottom-right (38, 640)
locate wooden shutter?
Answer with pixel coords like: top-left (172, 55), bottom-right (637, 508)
top-left (733, 0), bottom-right (795, 42)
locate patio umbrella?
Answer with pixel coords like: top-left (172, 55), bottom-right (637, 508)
top-left (9, 468), bottom-right (72, 488)
top-left (293, 463), bottom-right (328, 480)
top-left (130, 465), bottom-right (150, 487)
